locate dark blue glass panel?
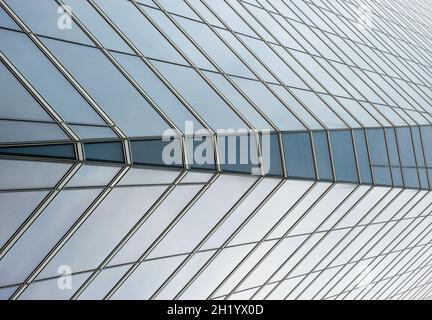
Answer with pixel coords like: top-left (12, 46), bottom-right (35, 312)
top-left (385, 128), bottom-right (400, 166)
top-left (418, 169), bottom-right (429, 189)
top-left (312, 131), bottom-right (333, 181)
top-left (372, 167), bottom-right (392, 186)
top-left (403, 168), bottom-right (419, 189)
top-left (131, 139), bottom-right (182, 167)
top-left (329, 130), bottom-right (358, 183)
top-left (84, 142), bottom-right (124, 163)
top-left (0, 144), bottom-right (75, 159)
top-left (186, 136), bottom-right (215, 170)
top-left (283, 132), bottom-right (315, 179)
top-left (411, 127), bottom-right (425, 167)
top-left (219, 134), bottom-right (259, 174)
top-left (396, 127), bottom-right (416, 167)
top-left (421, 127), bottom-right (432, 167)
top-left (391, 167), bottom-right (403, 187)
top-left (260, 133), bottom-right (283, 176)
top-left (366, 129), bottom-right (389, 166)
top-left (353, 130), bottom-right (372, 184)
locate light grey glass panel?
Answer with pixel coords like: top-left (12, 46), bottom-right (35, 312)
top-left (0, 6), bottom-right (18, 29)
top-left (204, 71), bottom-right (272, 130)
top-left (0, 62), bottom-right (51, 121)
top-left (112, 52), bottom-right (203, 132)
top-left (5, 0), bottom-right (93, 45)
top-left (0, 191), bottom-right (48, 248)
top-left (37, 186), bottom-right (167, 279)
top-left (188, 0), bottom-right (225, 27)
top-left (143, 7), bottom-right (216, 71)
top-left (62, 0), bottom-right (133, 53)
top-left (0, 189), bottom-right (101, 287)
top-left (70, 125), bottom-right (117, 140)
top-left (0, 120), bottom-right (68, 143)
top-left (111, 255), bottom-right (185, 299)
top-left (117, 167), bottom-right (180, 185)
top-left (109, 185), bottom-right (203, 266)
top-left (174, 15), bottom-right (256, 78)
top-left (148, 175), bottom-right (255, 259)
top-left (231, 77), bottom-right (305, 130)
top-left (151, 60), bottom-right (247, 130)
top-left (0, 30), bottom-right (105, 124)
top-left (0, 286), bottom-right (18, 300)
top-left (78, 265), bottom-right (129, 300)
top-left (42, 38), bottom-right (171, 137)
top-left (157, 0), bottom-right (201, 19)
top-left (66, 165), bottom-right (120, 188)
top-left (18, 272), bottom-right (91, 300)
top-left (0, 159), bottom-right (70, 189)
top-left (97, 0), bottom-right (186, 64)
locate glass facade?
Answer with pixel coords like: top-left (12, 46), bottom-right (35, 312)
top-left (2, 0), bottom-right (432, 300)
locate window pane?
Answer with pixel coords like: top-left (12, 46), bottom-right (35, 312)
top-left (385, 128), bottom-right (400, 166)
top-left (283, 132), bottom-right (315, 179)
top-left (330, 130), bottom-right (358, 182)
top-left (312, 132), bottom-right (333, 181)
top-left (396, 127), bottom-right (416, 167)
top-left (353, 130), bottom-right (372, 184)
top-left (218, 134), bottom-right (259, 174)
top-left (412, 127), bottom-right (426, 167)
top-left (420, 126), bottom-right (432, 167)
top-left (367, 129), bottom-right (389, 166)
top-left (84, 142), bottom-right (124, 163)
top-left (131, 139), bottom-right (183, 167)
top-left (261, 133), bottom-right (283, 176)
top-left (0, 144), bottom-right (75, 160)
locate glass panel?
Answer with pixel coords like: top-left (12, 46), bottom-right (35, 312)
top-left (63, 0), bottom-right (133, 53)
top-left (217, 134), bottom-right (259, 174)
top-left (37, 186), bottom-right (168, 279)
top-left (418, 168), bottom-right (429, 189)
top-left (70, 125), bottom-right (117, 140)
top-left (329, 130), bottom-right (358, 183)
top-left (283, 132), bottom-right (315, 179)
top-left (148, 175), bottom-right (255, 259)
top-left (367, 128), bottom-right (390, 166)
top-left (112, 52), bottom-right (204, 132)
top-left (0, 29), bottom-right (105, 124)
top-left (0, 191), bottom-right (48, 248)
top-left (312, 132), bottom-right (333, 181)
top-left (108, 184), bottom-right (204, 266)
top-left (372, 167), bottom-right (392, 186)
top-left (131, 139), bottom-right (183, 167)
top-left (420, 126), bottom-right (432, 167)
top-left (118, 167), bottom-right (180, 185)
top-left (411, 127), bottom-right (426, 167)
top-left (231, 77), bottom-right (305, 130)
top-left (6, 0), bottom-right (92, 45)
top-left (66, 164), bottom-right (120, 188)
top-left (402, 168), bottom-right (420, 189)
top-left (0, 144), bottom-right (75, 160)
top-left (42, 37), bottom-right (171, 137)
top-left (0, 189), bottom-right (102, 287)
top-left (0, 159), bottom-right (70, 189)
top-left (151, 60), bottom-right (246, 130)
top-left (396, 127), bottom-right (416, 167)
top-left (97, 0), bottom-right (186, 64)
top-left (0, 6), bottom-right (18, 29)
top-left (186, 135), bottom-right (216, 170)
top-left (0, 120), bottom-right (69, 143)
top-left (0, 62), bottom-right (51, 121)
top-left (261, 133), bottom-right (283, 176)
top-left (385, 128), bottom-right (400, 166)
top-left (84, 142), bottom-right (124, 163)
top-left (391, 167), bottom-right (403, 187)
top-left (353, 130), bottom-right (372, 184)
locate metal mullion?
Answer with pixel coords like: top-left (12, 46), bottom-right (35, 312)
top-left (230, 0), bottom-right (357, 129)
top-left (151, 0), bottom-right (280, 134)
top-left (103, 172), bottom-right (221, 300)
top-left (0, 0), bottom-right (127, 140)
top-left (149, 176), bottom-right (264, 299)
top-left (70, 169), bottom-right (188, 300)
top-left (191, 0), bottom-right (327, 131)
top-left (327, 189), bottom-right (424, 299)
top-left (9, 165), bottom-right (131, 300)
top-left (246, 184), bottom-right (361, 300)
top-left (173, 178), bottom-right (287, 299)
top-left (55, 0), bottom-right (183, 140)
top-left (207, 181), bottom-right (324, 300)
